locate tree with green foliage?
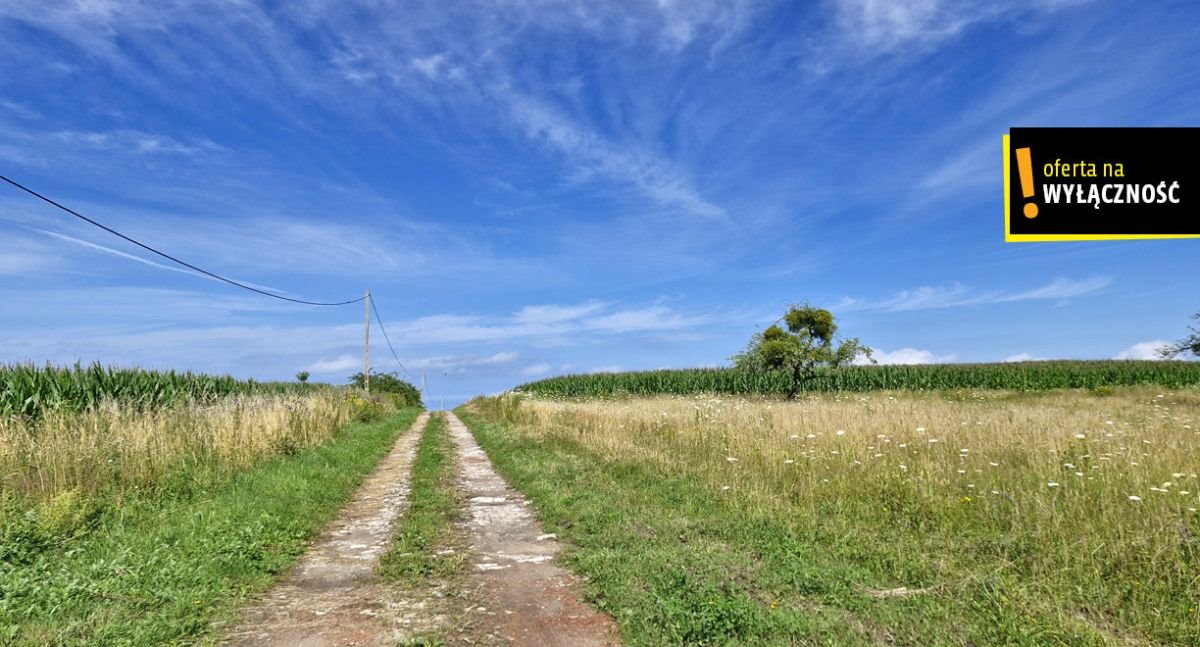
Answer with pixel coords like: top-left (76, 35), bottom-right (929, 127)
top-left (295, 370), bottom-right (310, 383)
top-left (733, 303), bottom-right (872, 399)
top-left (1159, 312), bottom-right (1200, 359)
top-left (348, 371), bottom-right (423, 408)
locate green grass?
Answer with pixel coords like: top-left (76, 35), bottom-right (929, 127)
top-left (517, 360), bottom-right (1200, 398)
top-left (458, 404), bottom-right (1199, 646)
top-left (0, 408), bottom-right (420, 646)
top-left (378, 412), bottom-right (465, 584)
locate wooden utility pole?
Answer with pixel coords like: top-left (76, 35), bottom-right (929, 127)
top-left (420, 370), bottom-right (426, 406)
top-left (364, 289), bottom-right (371, 394)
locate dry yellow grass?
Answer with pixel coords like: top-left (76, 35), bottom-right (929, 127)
top-left (497, 386), bottom-right (1200, 640)
top-left (517, 388), bottom-right (1199, 518)
top-left (0, 393), bottom-right (357, 502)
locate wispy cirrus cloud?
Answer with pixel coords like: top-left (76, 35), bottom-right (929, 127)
top-left (514, 301), bottom-right (609, 325)
top-left (836, 276), bottom-right (1111, 313)
top-left (824, 0), bottom-right (1088, 60)
top-left (1, 0), bottom-right (737, 221)
top-left (391, 301), bottom-right (708, 345)
top-left (28, 227), bottom-right (287, 294)
top-left (495, 89), bottom-right (727, 220)
top-left (47, 129), bottom-right (222, 156)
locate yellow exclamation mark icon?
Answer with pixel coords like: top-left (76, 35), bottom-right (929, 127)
top-left (1015, 147), bottom-right (1038, 218)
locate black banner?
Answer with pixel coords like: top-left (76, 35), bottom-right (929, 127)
top-left (1005, 127), bottom-right (1199, 240)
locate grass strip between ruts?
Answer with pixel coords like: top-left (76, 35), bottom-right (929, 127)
top-left (378, 412), bottom-right (465, 584)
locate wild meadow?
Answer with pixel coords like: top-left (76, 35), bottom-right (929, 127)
top-left (465, 387), bottom-right (1200, 645)
top-left (0, 363), bottom-right (420, 645)
top-left (1, 393), bottom-right (357, 504)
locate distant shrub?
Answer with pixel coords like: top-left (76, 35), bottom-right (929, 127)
top-left (348, 371), bottom-right (423, 408)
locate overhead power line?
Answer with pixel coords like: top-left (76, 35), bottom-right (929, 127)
top-left (0, 174), bottom-right (366, 306)
top-left (370, 297), bottom-right (413, 380)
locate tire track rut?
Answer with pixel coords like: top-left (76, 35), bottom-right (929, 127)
top-left (446, 411), bottom-right (618, 646)
top-left (220, 412), bottom-right (430, 646)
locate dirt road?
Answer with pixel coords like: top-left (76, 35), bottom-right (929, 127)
top-left (219, 410), bottom-right (617, 645)
top-left (446, 411), bottom-right (618, 646)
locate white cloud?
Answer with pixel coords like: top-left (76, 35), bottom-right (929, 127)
top-left (31, 228), bottom-right (285, 293)
top-left (49, 129), bottom-right (222, 156)
top-left (864, 347), bottom-right (956, 365)
top-left (306, 354), bottom-right (361, 375)
top-left (514, 301), bottom-right (608, 325)
top-left (389, 302), bottom-right (706, 345)
top-left (999, 277), bottom-right (1111, 302)
top-left (589, 365), bottom-right (624, 374)
top-left (478, 351), bottom-right (519, 365)
top-left (839, 277), bottom-right (1110, 313)
top-left (1114, 341), bottom-right (1170, 360)
top-left (410, 53), bottom-right (464, 81)
top-left (0, 233), bottom-right (60, 275)
top-left (403, 352), bottom-right (520, 371)
top-left (4, 321), bottom-right (365, 377)
top-left (583, 306), bottom-right (704, 333)
top-left (654, 0), bottom-right (760, 52)
top-left (521, 363), bottom-right (552, 376)
top-left (827, 0), bottom-right (1088, 59)
top-left (0, 250), bottom-right (57, 275)
top-left (501, 91), bottom-right (726, 219)
top-left (1003, 352), bottom-right (1046, 362)
top-left (833, 0), bottom-right (966, 53)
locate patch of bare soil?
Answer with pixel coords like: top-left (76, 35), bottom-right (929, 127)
top-left (219, 413), bottom-right (442, 646)
top-left (444, 412), bottom-right (619, 646)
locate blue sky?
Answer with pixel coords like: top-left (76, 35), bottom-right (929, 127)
top-left (2, 0), bottom-right (1198, 406)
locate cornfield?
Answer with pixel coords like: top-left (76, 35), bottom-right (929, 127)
top-left (517, 360), bottom-right (1200, 398)
top-left (0, 362), bottom-right (320, 418)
